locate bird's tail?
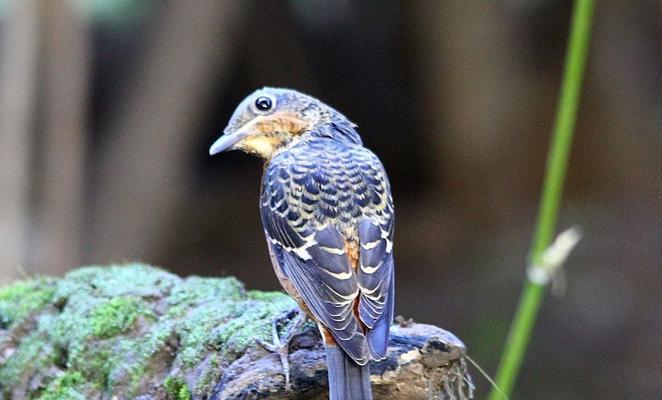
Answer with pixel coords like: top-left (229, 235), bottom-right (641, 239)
top-left (324, 345), bottom-right (373, 400)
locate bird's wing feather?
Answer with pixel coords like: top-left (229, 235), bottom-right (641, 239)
top-left (358, 217), bottom-right (394, 360)
top-left (264, 224), bottom-right (371, 364)
top-left (352, 147), bottom-right (395, 359)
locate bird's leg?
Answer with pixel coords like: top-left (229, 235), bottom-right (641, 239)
top-left (257, 309), bottom-right (307, 390)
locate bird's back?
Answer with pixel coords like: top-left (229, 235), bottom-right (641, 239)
top-left (261, 137), bottom-right (392, 238)
top-left (260, 136), bottom-right (395, 365)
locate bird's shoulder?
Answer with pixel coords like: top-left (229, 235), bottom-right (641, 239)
top-left (265, 137), bottom-right (385, 185)
top-left (261, 137), bottom-right (392, 235)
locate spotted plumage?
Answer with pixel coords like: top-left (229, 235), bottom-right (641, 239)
top-left (210, 88), bottom-right (395, 400)
top-left (261, 135), bottom-right (394, 364)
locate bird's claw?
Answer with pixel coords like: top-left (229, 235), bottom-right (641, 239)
top-left (257, 318), bottom-right (292, 390)
top-left (256, 310), bottom-right (306, 391)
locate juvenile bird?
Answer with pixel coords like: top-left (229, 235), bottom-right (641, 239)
top-left (210, 88), bottom-right (395, 400)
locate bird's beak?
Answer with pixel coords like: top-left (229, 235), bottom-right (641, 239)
top-left (209, 131), bottom-right (248, 155)
top-left (209, 117), bottom-right (262, 155)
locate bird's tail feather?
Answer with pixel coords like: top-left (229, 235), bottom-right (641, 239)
top-left (325, 345), bottom-right (373, 400)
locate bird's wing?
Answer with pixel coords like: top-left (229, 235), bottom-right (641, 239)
top-left (262, 218), bottom-right (370, 364)
top-left (357, 215), bottom-right (394, 360)
top-left (260, 142), bottom-right (394, 364)
top-left (353, 148), bottom-right (395, 360)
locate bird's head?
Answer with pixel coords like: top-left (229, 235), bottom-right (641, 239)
top-left (209, 87), bottom-right (361, 159)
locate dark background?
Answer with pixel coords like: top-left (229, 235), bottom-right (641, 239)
top-left (0, 1), bottom-right (660, 399)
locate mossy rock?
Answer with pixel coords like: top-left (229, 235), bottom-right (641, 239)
top-left (0, 264), bottom-right (297, 399)
top-left (0, 264), bottom-right (472, 400)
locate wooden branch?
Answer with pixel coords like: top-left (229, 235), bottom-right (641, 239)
top-left (0, 264), bottom-right (473, 399)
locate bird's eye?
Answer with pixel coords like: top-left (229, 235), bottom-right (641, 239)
top-left (254, 96), bottom-right (274, 112)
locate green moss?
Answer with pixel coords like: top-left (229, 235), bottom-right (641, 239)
top-left (175, 302), bottom-right (237, 366)
top-left (193, 353), bottom-right (222, 397)
top-left (37, 372), bottom-right (88, 400)
top-left (0, 332), bottom-right (58, 389)
top-left (178, 384), bottom-right (192, 400)
top-left (89, 297), bottom-right (146, 338)
top-left (164, 376), bottom-right (192, 400)
top-left (246, 289), bottom-right (285, 301)
top-left (54, 263), bottom-right (178, 304)
top-left (0, 263), bottom-right (302, 399)
top-left (0, 279), bottom-right (55, 328)
top-left (211, 294), bottom-right (297, 359)
top-left (166, 276), bottom-right (244, 318)
top-left (167, 276), bottom-right (254, 367)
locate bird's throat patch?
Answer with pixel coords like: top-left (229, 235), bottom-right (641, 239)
top-left (239, 135), bottom-right (282, 159)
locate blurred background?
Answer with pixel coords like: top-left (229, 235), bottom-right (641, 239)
top-left (0, 0), bottom-right (660, 398)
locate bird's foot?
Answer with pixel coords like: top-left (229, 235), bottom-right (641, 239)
top-left (256, 309), bottom-right (307, 391)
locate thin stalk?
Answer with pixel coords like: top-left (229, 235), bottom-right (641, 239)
top-left (488, 1), bottom-right (595, 399)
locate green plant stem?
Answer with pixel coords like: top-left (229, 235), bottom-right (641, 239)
top-left (488, 1), bottom-right (595, 399)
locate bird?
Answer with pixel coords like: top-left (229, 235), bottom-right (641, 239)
top-left (209, 88), bottom-right (395, 400)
